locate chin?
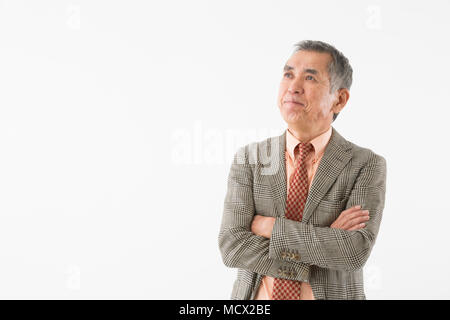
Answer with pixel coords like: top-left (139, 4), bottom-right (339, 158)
top-left (285, 115), bottom-right (305, 125)
top-left (281, 109), bottom-right (304, 123)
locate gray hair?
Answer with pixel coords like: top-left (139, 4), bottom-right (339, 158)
top-left (292, 40), bottom-right (353, 121)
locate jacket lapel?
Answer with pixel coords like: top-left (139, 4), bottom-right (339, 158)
top-left (267, 131), bottom-right (287, 218)
top-left (301, 127), bottom-right (352, 223)
top-left (267, 127), bottom-right (353, 223)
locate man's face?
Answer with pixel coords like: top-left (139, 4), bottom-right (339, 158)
top-left (278, 50), bottom-right (338, 131)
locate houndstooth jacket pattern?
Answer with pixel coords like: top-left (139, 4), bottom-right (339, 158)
top-left (218, 127), bottom-right (387, 300)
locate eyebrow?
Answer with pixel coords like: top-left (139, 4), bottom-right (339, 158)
top-left (283, 64), bottom-right (319, 75)
top-left (283, 64), bottom-right (294, 72)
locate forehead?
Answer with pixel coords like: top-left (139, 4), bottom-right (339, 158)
top-left (285, 50), bottom-right (332, 74)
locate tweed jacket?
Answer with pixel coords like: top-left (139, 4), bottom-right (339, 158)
top-left (218, 127), bottom-right (387, 300)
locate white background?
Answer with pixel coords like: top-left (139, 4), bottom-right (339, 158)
top-left (0, 0), bottom-right (449, 299)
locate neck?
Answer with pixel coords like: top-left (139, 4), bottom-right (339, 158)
top-left (288, 124), bottom-right (331, 143)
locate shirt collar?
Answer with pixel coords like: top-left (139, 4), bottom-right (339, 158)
top-left (286, 126), bottom-right (333, 161)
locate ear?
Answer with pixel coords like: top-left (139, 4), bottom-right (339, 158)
top-left (332, 88), bottom-right (350, 114)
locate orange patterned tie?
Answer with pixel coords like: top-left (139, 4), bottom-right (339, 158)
top-left (272, 142), bottom-right (314, 300)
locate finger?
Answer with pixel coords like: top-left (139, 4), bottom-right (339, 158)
top-left (347, 214), bottom-right (370, 227)
top-left (341, 205), bottom-right (363, 216)
top-left (338, 209), bottom-right (368, 229)
top-left (345, 209), bottom-right (369, 222)
top-left (339, 207), bottom-right (365, 222)
top-left (347, 223), bottom-right (366, 231)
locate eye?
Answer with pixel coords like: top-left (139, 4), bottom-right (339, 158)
top-left (306, 75), bottom-right (315, 80)
top-left (283, 72), bottom-right (293, 78)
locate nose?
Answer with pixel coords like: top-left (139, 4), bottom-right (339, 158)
top-left (287, 77), bottom-right (304, 94)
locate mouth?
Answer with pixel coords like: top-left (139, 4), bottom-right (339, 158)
top-left (284, 100), bottom-right (305, 107)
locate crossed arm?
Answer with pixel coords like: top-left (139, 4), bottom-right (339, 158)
top-left (218, 149), bottom-right (310, 281)
top-left (251, 204), bottom-right (369, 239)
top-left (218, 148), bottom-right (387, 277)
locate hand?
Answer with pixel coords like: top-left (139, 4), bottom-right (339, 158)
top-left (251, 215), bottom-right (276, 239)
top-left (330, 205), bottom-right (369, 230)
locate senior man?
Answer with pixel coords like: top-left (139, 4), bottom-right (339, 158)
top-left (218, 40), bottom-right (387, 300)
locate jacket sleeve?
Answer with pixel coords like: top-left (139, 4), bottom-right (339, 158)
top-left (218, 146), bottom-right (310, 281)
top-left (268, 152), bottom-right (387, 272)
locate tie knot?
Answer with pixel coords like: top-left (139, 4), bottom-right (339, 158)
top-left (295, 142), bottom-right (314, 162)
